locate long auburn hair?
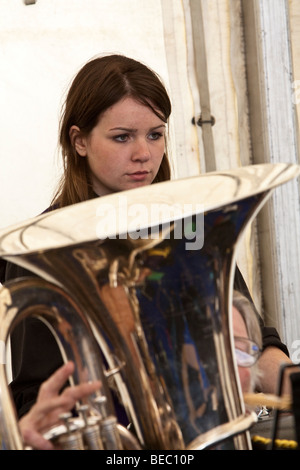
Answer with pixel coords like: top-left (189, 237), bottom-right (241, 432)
top-left (52, 54), bottom-right (172, 208)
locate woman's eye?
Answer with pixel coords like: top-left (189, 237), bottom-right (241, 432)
top-left (114, 134), bottom-right (128, 142)
top-left (149, 132), bottom-right (163, 141)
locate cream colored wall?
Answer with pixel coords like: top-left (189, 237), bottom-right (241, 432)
top-left (199, 0), bottom-right (252, 171)
top-left (240, 0), bottom-right (300, 350)
top-left (0, 0), bottom-right (173, 229)
top-left (183, 0), bottom-right (258, 297)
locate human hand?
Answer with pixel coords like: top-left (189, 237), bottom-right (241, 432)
top-left (19, 361), bottom-right (101, 450)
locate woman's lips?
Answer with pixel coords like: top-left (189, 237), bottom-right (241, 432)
top-left (127, 171), bottom-right (150, 181)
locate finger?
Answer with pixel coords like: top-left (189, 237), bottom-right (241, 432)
top-left (38, 380), bottom-right (102, 420)
top-left (61, 380), bottom-right (102, 403)
top-left (37, 361), bottom-right (75, 400)
top-left (25, 381), bottom-right (102, 431)
top-left (21, 427), bottom-right (55, 450)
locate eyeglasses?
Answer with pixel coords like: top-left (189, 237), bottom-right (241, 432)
top-left (234, 336), bottom-right (261, 367)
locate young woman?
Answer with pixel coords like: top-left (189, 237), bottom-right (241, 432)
top-left (5, 54), bottom-right (173, 421)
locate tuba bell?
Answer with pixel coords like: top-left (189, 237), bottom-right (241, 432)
top-left (0, 163), bottom-right (299, 450)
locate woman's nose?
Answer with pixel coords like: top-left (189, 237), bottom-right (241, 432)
top-left (131, 139), bottom-right (150, 161)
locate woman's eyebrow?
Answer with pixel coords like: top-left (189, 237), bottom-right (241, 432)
top-left (109, 127), bottom-right (137, 132)
top-left (151, 124), bottom-right (166, 131)
top-left (109, 124), bottom-right (166, 132)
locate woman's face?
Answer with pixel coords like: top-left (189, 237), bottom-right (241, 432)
top-left (71, 96), bottom-right (166, 196)
top-left (232, 305), bottom-right (252, 393)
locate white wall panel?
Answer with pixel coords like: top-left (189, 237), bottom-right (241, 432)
top-left (0, 0), bottom-right (172, 228)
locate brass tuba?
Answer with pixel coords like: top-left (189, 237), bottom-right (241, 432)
top-left (0, 163), bottom-right (299, 450)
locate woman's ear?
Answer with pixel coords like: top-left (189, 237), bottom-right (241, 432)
top-left (69, 125), bottom-right (87, 157)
